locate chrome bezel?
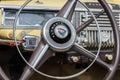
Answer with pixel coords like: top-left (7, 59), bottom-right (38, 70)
top-left (22, 35), bottom-right (40, 51)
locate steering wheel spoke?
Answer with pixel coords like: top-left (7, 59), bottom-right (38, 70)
top-left (0, 66), bottom-right (9, 80)
top-left (57, 0), bottom-right (77, 20)
top-left (72, 43), bottom-right (111, 70)
top-left (20, 40), bottom-right (54, 80)
top-left (76, 10), bottom-right (105, 33)
top-left (73, 42), bottom-right (120, 79)
top-left (72, 43), bottom-right (96, 59)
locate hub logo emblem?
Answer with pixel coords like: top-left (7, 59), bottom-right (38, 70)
top-left (58, 28), bottom-right (67, 37)
top-left (54, 25), bottom-right (68, 39)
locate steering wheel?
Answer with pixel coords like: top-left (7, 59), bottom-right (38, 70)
top-left (0, 0), bottom-right (120, 80)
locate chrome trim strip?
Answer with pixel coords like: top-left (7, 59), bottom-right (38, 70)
top-left (1, 8), bottom-right (4, 26)
top-left (0, 5), bottom-right (60, 11)
top-left (0, 39), bottom-right (21, 43)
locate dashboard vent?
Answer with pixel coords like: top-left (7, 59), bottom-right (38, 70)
top-left (73, 9), bottom-right (120, 49)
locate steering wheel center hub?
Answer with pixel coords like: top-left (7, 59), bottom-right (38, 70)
top-left (43, 17), bottom-right (76, 52)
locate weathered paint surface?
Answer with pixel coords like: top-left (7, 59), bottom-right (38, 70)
top-left (0, 0), bottom-right (119, 45)
top-left (0, 0), bottom-right (120, 8)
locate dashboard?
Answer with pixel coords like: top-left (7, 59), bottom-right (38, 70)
top-left (0, 2), bottom-right (120, 52)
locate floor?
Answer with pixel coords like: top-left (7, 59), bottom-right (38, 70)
top-left (0, 51), bottom-right (120, 80)
top-left (28, 63), bottom-right (120, 80)
top-left (1, 61), bottom-right (120, 80)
